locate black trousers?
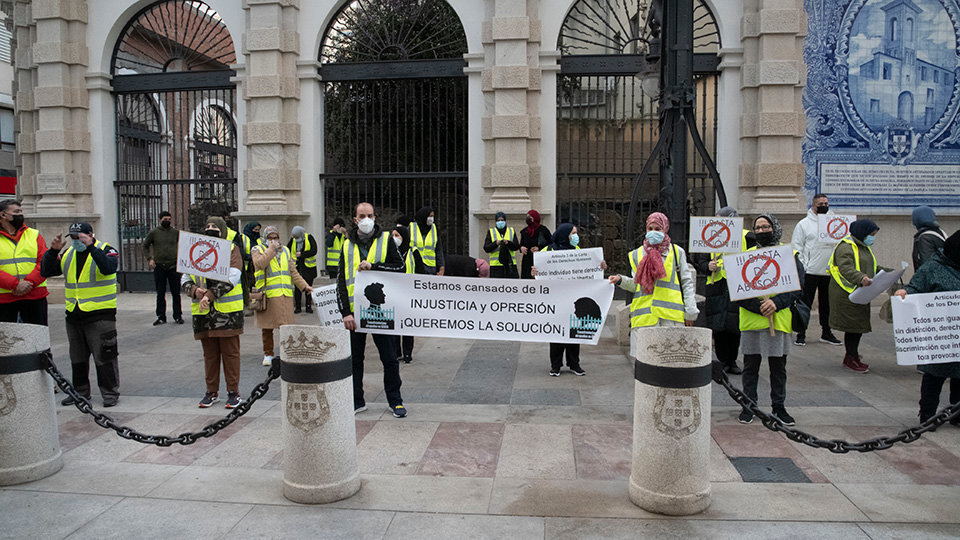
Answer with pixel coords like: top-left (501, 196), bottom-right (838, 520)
top-left (549, 343), bottom-right (581, 371)
top-left (395, 335), bottom-right (414, 359)
top-left (0, 297), bottom-right (48, 325)
top-left (66, 318), bottom-right (120, 400)
top-left (742, 354), bottom-right (787, 409)
top-left (714, 330), bottom-right (740, 366)
top-left (798, 274), bottom-right (831, 338)
top-left (844, 332), bottom-right (863, 357)
top-left (919, 374), bottom-right (960, 417)
top-left (489, 265), bottom-right (518, 279)
top-left (154, 264), bottom-right (182, 320)
top-left (293, 266), bottom-right (317, 311)
top-left (351, 330), bottom-right (402, 408)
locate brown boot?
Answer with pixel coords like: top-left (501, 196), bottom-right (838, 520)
top-left (843, 353), bottom-right (868, 373)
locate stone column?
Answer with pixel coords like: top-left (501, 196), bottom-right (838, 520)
top-left (0, 322), bottom-right (62, 485)
top-left (235, 0), bottom-right (308, 233)
top-left (629, 326), bottom-right (712, 515)
top-left (279, 324), bottom-right (360, 504)
top-left (738, 0), bottom-right (807, 215)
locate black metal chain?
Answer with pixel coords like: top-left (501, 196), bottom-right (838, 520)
top-left (44, 355), bottom-right (281, 447)
top-left (711, 362), bottom-right (960, 453)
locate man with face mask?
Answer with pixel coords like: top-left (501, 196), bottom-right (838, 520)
top-left (0, 199), bottom-right (49, 325)
top-left (336, 202), bottom-right (407, 417)
top-left (41, 222), bottom-right (121, 407)
top-left (790, 193), bottom-right (841, 346)
top-left (142, 211), bottom-right (183, 326)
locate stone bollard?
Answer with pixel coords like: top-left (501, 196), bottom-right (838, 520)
top-left (279, 324), bottom-right (360, 503)
top-left (629, 326), bottom-right (712, 515)
top-left (0, 322), bottom-right (63, 485)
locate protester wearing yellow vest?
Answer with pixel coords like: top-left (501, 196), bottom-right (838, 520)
top-left (287, 226), bottom-right (319, 314)
top-left (409, 206), bottom-right (445, 275)
top-left (734, 214), bottom-right (804, 427)
top-left (253, 225), bottom-right (314, 367)
top-left (827, 219), bottom-right (890, 374)
top-left (609, 213), bottom-right (699, 358)
top-left (0, 199), bottom-right (49, 325)
top-left (483, 211), bottom-right (520, 279)
top-left (325, 218), bottom-right (346, 279)
top-left (336, 202), bottom-right (407, 417)
top-left (41, 222), bottom-right (120, 407)
top-left (179, 217), bottom-right (246, 408)
top-left (690, 207), bottom-right (754, 375)
top-left (391, 224), bottom-right (425, 364)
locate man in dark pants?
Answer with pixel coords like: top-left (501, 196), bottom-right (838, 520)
top-left (41, 223), bottom-right (121, 407)
top-left (142, 211), bottom-right (183, 325)
top-left (790, 193), bottom-right (841, 346)
top-left (336, 202), bottom-right (407, 417)
top-left (0, 199), bottom-right (49, 325)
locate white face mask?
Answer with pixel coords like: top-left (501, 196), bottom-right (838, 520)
top-left (393, 236), bottom-right (402, 247)
top-left (426, 216), bottom-right (434, 226)
top-left (358, 217), bottom-right (375, 234)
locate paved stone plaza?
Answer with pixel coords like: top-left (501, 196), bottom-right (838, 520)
top-left (2, 291), bottom-right (960, 539)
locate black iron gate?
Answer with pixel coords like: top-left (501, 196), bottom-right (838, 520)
top-left (319, 0), bottom-right (469, 255)
top-left (557, 0), bottom-right (721, 275)
top-left (111, 1), bottom-right (237, 291)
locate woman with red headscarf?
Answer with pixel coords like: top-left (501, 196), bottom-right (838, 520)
top-left (518, 210), bottom-right (551, 279)
top-left (609, 212), bottom-right (699, 355)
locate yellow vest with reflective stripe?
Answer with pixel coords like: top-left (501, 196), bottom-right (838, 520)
top-left (409, 222), bottom-right (438, 269)
top-left (628, 244), bottom-right (685, 328)
top-left (63, 240), bottom-right (117, 312)
top-left (706, 229), bottom-right (750, 285)
top-left (488, 227), bottom-right (517, 267)
top-left (0, 227), bottom-right (47, 294)
top-left (254, 246), bottom-right (295, 298)
top-left (342, 232), bottom-right (391, 312)
top-left (738, 245), bottom-right (795, 333)
top-left (403, 247), bottom-right (419, 274)
top-left (303, 235), bottom-right (317, 268)
top-left (326, 231), bottom-right (344, 267)
top-left (827, 238), bottom-right (877, 293)
top-left (188, 274), bottom-right (244, 316)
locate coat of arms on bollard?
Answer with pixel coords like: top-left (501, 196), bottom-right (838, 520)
top-left (0, 376), bottom-right (15, 417)
top-left (281, 330), bottom-right (337, 433)
top-left (646, 337), bottom-right (711, 440)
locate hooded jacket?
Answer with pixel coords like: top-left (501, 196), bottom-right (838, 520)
top-left (791, 207), bottom-right (835, 276)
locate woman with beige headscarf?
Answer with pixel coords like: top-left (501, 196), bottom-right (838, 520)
top-left (252, 225), bottom-right (313, 365)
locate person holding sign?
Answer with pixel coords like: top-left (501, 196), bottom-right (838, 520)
top-left (409, 207), bottom-right (445, 276)
top-left (519, 209), bottom-right (551, 279)
top-left (894, 230), bottom-right (960, 425)
top-left (483, 211), bottom-right (520, 279)
top-left (180, 217), bottom-right (245, 409)
top-left (609, 212), bottom-right (698, 358)
top-left (253, 226), bottom-right (314, 367)
top-left (790, 193), bottom-right (842, 347)
top-left (735, 214), bottom-right (804, 426)
top-left (827, 219), bottom-right (891, 374)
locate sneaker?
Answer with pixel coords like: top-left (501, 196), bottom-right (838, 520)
top-left (570, 367), bottom-right (586, 376)
top-left (549, 370), bottom-right (561, 377)
top-left (102, 398), bottom-right (118, 408)
top-left (794, 335), bottom-right (805, 346)
top-left (305, 307), bottom-right (313, 314)
top-left (225, 392), bottom-right (242, 409)
top-left (354, 404), bottom-right (367, 414)
top-left (403, 355), bottom-right (412, 364)
top-left (820, 333), bottom-right (842, 346)
top-left (737, 409), bottom-right (754, 424)
top-left (294, 308), bottom-right (302, 314)
top-left (199, 392), bottom-right (219, 408)
top-left (772, 408), bottom-right (796, 426)
top-left (842, 354), bottom-right (868, 373)
top-left (856, 356), bottom-right (870, 371)
top-left (724, 363), bottom-right (743, 375)
top-left (61, 395), bottom-right (86, 406)
top-left (262, 355), bottom-right (273, 366)
top-left (392, 404), bottom-right (407, 418)
top-left (153, 318), bottom-right (166, 326)
top-left (174, 318), bottom-right (184, 325)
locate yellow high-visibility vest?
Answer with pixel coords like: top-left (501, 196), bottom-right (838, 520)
top-left (738, 245), bottom-right (796, 333)
top-left (254, 245), bottom-right (295, 298)
top-left (0, 227), bottom-right (47, 294)
top-left (409, 222), bottom-right (439, 269)
top-left (326, 231), bottom-right (344, 267)
top-left (342, 232), bottom-right (391, 312)
top-left (706, 229), bottom-right (750, 285)
top-left (63, 240), bottom-right (117, 312)
top-left (296, 235), bottom-right (317, 268)
top-left (488, 227), bottom-right (517, 267)
top-left (628, 244), bottom-right (685, 328)
top-left (828, 237), bottom-right (878, 293)
top-left (188, 274), bottom-right (244, 316)
top-left (403, 247), bottom-right (419, 274)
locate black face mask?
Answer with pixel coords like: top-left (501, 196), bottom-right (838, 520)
top-left (161, 220), bottom-right (172, 228)
top-left (9, 215), bottom-right (24, 229)
top-left (205, 228), bottom-right (220, 237)
top-left (815, 205), bottom-right (829, 214)
top-left (755, 231), bottom-right (776, 247)
top-left (526, 217), bottom-right (533, 225)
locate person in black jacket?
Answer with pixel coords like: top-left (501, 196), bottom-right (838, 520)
top-left (288, 226), bottom-right (318, 313)
top-left (911, 206), bottom-right (947, 272)
top-left (519, 209), bottom-right (551, 279)
top-left (337, 202), bottom-right (407, 417)
top-left (392, 223), bottom-right (425, 363)
top-left (483, 211), bottom-right (520, 278)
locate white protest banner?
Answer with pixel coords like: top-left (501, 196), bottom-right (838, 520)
top-left (533, 247), bottom-right (604, 280)
top-left (312, 284), bottom-right (343, 328)
top-left (892, 291), bottom-right (960, 366)
top-left (726, 245), bottom-right (801, 302)
top-left (688, 216), bottom-right (744, 254)
top-left (817, 214), bottom-right (856, 244)
top-left (353, 271), bottom-right (614, 345)
top-left (176, 231), bottom-right (232, 281)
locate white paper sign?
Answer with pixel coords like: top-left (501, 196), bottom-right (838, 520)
top-left (892, 291), bottom-right (960, 366)
top-left (312, 284), bottom-right (343, 328)
top-left (353, 271), bottom-right (614, 345)
top-left (817, 214), bottom-right (857, 243)
top-left (726, 245), bottom-right (801, 302)
top-left (688, 216), bottom-right (744, 253)
top-left (533, 247), bottom-right (604, 280)
top-left (848, 267), bottom-right (906, 304)
top-left (176, 231), bottom-right (232, 281)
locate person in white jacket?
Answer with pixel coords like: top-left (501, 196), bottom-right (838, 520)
top-left (790, 193), bottom-right (842, 346)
